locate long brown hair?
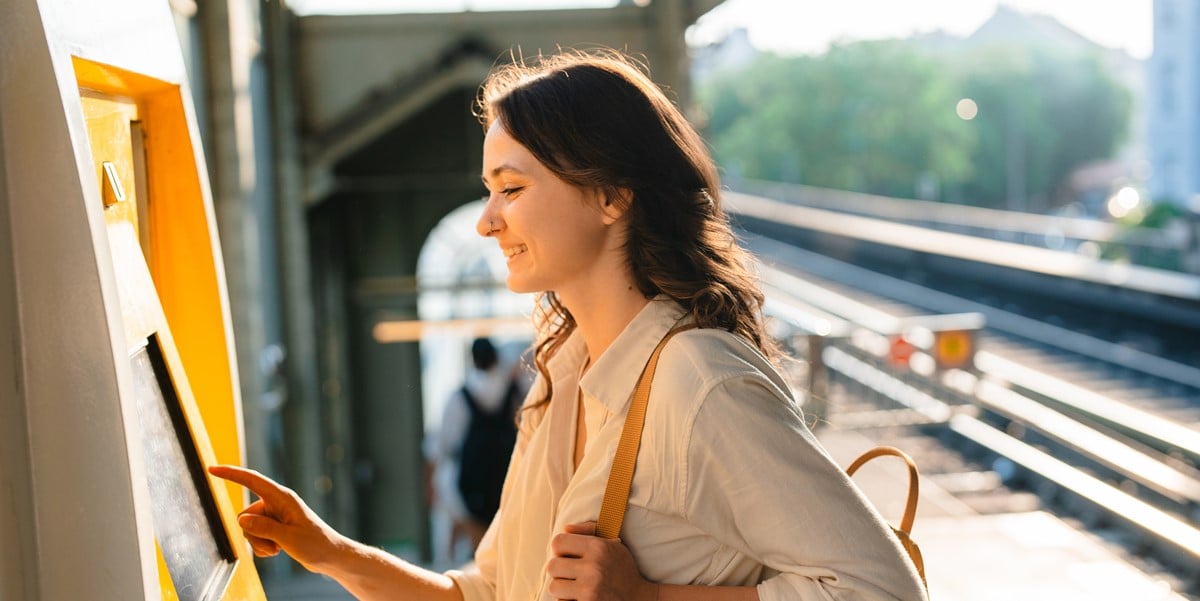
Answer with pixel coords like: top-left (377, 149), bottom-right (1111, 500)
top-left (476, 49), bottom-right (777, 411)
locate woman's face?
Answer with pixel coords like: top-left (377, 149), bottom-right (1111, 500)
top-left (478, 120), bottom-right (617, 296)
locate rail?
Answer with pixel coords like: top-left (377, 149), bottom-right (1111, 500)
top-left (975, 352), bottom-right (1200, 466)
top-left (729, 191), bottom-right (1200, 302)
top-left (759, 259), bottom-right (1200, 576)
top-left (749, 233), bottom-right (1200, 390)
top-left (963, 376), bottom-right (1200, 509)
top-left (735, 179), bottom-right (1191, 265)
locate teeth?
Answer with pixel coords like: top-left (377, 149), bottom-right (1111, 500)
top-left (505, 244), bottom-right (528, 258)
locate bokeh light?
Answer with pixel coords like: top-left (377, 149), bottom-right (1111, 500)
top-left (956, 98), bottom-right (978, 120)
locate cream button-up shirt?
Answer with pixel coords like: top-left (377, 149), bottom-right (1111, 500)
top-left (448, 297), bottom-right (927, 601)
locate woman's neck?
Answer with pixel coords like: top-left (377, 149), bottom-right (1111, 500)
top-left (559, 283), bottom-right (650, 370)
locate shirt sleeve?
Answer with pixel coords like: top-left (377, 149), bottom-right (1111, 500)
top-left (682, 374), bottom-right (927, 601)
top-left (446, 567), bottom-right (488, 601)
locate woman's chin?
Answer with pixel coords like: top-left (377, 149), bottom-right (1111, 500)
top-left (503, 275), bottom-right (539, 295)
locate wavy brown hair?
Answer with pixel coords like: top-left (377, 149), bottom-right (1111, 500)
top-left (476, 49), bottom-right (778, 412)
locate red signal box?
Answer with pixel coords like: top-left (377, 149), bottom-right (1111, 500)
top-left (889, 335), bottom-right (917, 367)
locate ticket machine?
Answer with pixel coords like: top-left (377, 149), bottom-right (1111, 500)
top-left (1, 1), bottom-right (266, 599)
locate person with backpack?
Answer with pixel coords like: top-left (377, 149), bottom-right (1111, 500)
top-left (211, 48), bottom-right (927, 601)
top-left (428, 337), bottom-right (523, 562)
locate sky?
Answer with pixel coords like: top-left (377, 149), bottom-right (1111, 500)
top-left (690, 0), bottom-right (1153, 58)
top-left (289, 0), bottom-right (1154, 59)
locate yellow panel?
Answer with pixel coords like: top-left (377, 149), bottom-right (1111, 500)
top-left (144, 90), bottom-right (244, 491)
top-left (76, 64), bottom-right (265, 601)
top-left (74, 56), bottom-right (175, 96)
top-left (75, 57), bottom-right (246, 510)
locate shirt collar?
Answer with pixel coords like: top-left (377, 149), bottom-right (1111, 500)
top-left (555, 295), bottom-right (687, 416)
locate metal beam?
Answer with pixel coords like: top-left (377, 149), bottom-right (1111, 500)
top-left (308, 55), bottom-right (493, 172)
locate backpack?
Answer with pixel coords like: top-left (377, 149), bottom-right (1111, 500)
top-left (457, 379), bottom-right (522, 524)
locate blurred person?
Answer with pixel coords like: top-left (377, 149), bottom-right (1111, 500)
top-left (211, 48), bottom-right (926, 601)
top-left (427, 337), bottom-right (523, 564)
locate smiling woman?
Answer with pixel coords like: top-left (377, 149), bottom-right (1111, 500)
top-left (210, 48), bottom-right (928, 601)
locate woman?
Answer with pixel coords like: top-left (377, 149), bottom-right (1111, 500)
top-left (211, 49), bottom-right (927, 601)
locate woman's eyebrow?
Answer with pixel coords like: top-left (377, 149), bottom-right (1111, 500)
top-left (482, 164), bottom-right (526, 184)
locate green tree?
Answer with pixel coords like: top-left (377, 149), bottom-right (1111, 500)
top-left (954, 44), bottom-right (1132, 209)
top-left (698, 39), bottom-right (1133, 211)
top-left (699, 41), bottom-right (976, 200)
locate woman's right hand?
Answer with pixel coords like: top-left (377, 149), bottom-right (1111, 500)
top-left (209, 465), bottom-right (347, 575)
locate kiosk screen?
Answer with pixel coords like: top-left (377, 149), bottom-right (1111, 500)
top-left (131, 338), bottom-right (234, 601)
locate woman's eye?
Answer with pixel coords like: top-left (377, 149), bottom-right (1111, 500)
top-left (501, 186), bottom-right (524, 197)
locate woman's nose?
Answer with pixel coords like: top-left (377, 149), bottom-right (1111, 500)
top-left (477, 198), bottom-right (500, 237)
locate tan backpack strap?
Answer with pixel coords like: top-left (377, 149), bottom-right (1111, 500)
top-left (846, 446), bottom-right (920, 536)
top-left (596, 323), bottom-right (697, 540)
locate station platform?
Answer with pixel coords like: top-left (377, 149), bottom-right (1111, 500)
top-left (264, 429), bottom-right (1190, 600)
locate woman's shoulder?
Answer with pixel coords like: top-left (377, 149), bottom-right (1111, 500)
top-left (650, 327), bottom-right (793, 409)
top-left (661, 326), bottom-right (772, 370)
top-left (645, 328), bottom-right (806, 467)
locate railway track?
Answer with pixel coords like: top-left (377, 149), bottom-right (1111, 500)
top-left (749, 232), bottom-right (1200, 593)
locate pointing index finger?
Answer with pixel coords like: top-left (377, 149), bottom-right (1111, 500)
top-left (208, 464), bottom-right (292, 506)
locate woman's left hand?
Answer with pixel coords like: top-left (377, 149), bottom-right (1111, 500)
top-left (546, 521), bottom-right (659, 601)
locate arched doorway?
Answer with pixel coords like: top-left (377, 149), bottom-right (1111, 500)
top-left (413, 198), bottom-right (533, 568)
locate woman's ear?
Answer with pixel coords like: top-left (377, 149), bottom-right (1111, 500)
top-left (599, 187), bottom-right (633, 225)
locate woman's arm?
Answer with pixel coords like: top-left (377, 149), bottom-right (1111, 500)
top-left (209, 465), bottom-right (463, 601)
top-left (314, 539), bottom-right (462, 601)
